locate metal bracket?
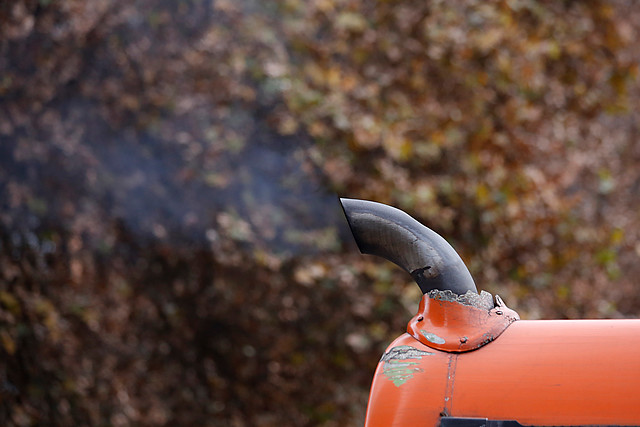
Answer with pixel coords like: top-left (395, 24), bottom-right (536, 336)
top-left (407, 290), bottom-right (519, 352)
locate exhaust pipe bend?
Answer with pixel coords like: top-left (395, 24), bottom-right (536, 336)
top-left (340, 198), bottom-right (477, 295)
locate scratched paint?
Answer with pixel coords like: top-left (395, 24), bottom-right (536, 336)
top-left (380, 345), bottom-right (433, 387)
top-left (427, 289), bottom-right (494, 311)
top-left (420, 330), bottom-right (446, 345)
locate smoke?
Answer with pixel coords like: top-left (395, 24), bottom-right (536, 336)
top-left (1, 100), bottom-right (341, 255)
top-left (0, 0), bottom-right (345, 258)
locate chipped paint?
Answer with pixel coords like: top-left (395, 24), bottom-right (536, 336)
top-left (380, 345), bottom-right (433, 387)
top-left (427, 289), bottom-right (494, 311)
top-left (408, 291), bottom-right (520, 352)
top-left (421, 330), bottom-right (446, 345)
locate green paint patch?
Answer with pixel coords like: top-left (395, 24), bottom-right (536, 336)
top-left (380, 345), bottom-right (433, 387)
top-left (383, 360), bottom-right (423, 387)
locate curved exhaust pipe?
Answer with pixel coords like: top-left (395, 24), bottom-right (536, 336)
top-left (340, 198), bottom-right (477, 295)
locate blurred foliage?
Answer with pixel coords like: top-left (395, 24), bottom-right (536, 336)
top-left (1, 0), bottom-right (640, 425)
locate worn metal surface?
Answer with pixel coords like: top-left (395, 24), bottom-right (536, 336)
top-left (339, 198), bottom-right (477, 295)
top-left (379, 345), bottom-right (434, 387)
top-left (427, 289), bottom-right (494, 311)
top-left (406, 290), bottom-right (519, 352)
top-left (365, 334), bottom-right (451, 427)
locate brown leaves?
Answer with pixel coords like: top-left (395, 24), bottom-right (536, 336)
top-left (2, 0), bottom-right (640, 426)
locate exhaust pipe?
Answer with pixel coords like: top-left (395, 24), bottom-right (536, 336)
top-left (340, 198), bottom-right (477, 295)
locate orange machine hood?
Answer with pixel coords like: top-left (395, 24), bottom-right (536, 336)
top-left (340, 198), bottom-right (640, 427)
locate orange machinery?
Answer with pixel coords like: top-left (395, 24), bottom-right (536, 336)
top-left (340, 198), bottom-right (640, 427)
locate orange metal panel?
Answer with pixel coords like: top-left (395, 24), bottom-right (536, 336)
top-left (451, 319), bottom-right (640, 426)
top-left (366, 320), bottom-right (640, 426)
top-left (364, 334), bottom-right (451, 427)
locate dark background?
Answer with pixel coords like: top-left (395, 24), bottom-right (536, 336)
top-left (1, 0), bottom-right (640, 425)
